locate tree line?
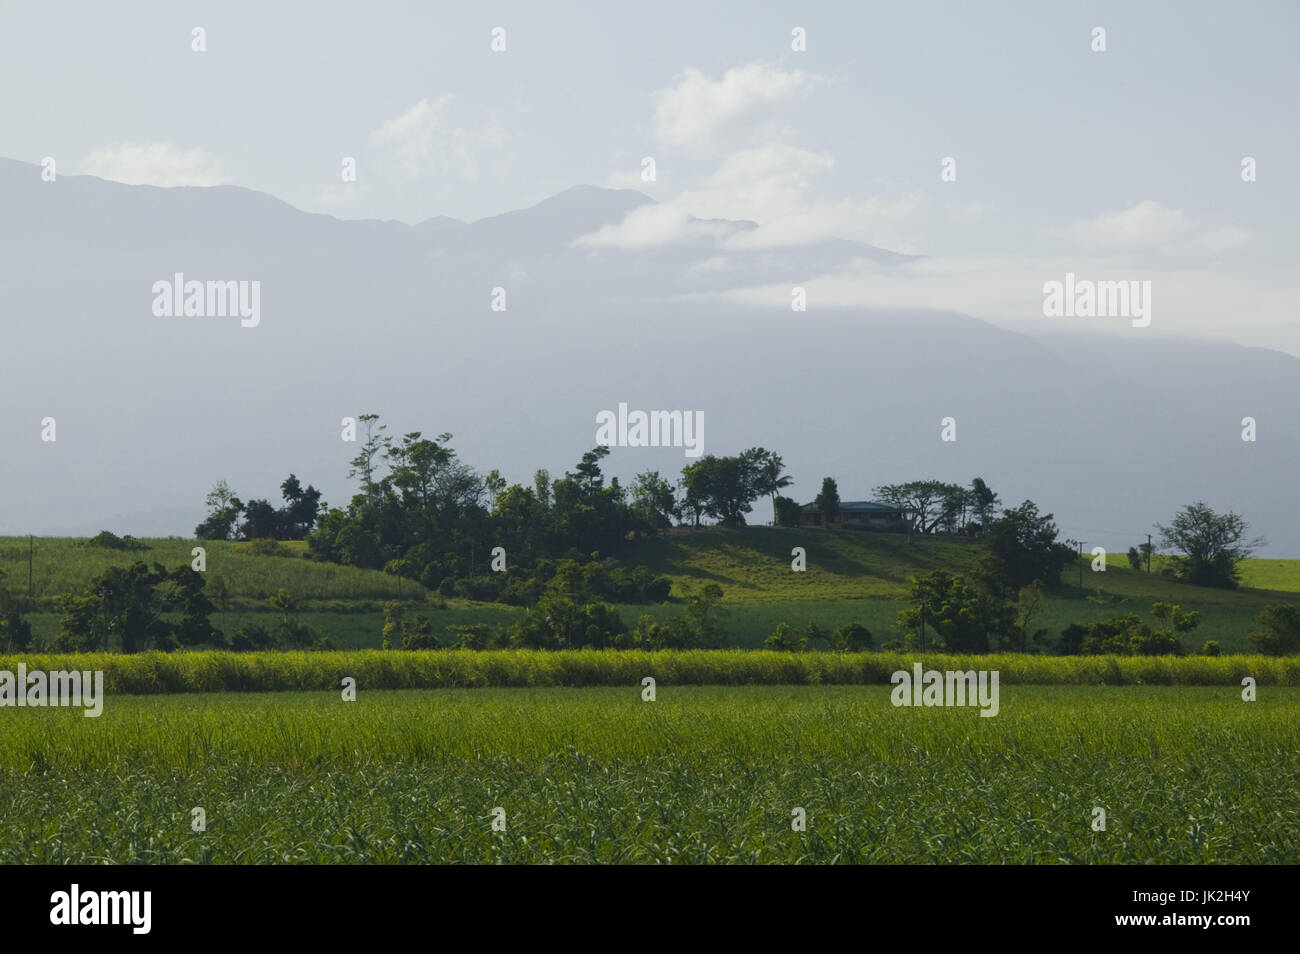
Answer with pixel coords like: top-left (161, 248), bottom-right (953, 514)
top-left (0, 409), bottom-right (1287, 656)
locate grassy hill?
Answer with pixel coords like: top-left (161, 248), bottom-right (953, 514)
top-left (3, 529), bottom-right (1298, 654)
top-left (632, 526), bottom-right (976, 601)
top-left (628, 527), bottom-right (1300, 653)
top-left (0, 536), bottom-right (425, 604)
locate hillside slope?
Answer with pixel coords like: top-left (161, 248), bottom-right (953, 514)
top-left (4, 530), bottom-right (1298, 654)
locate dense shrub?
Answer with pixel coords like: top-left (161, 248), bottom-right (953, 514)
top-left (1248, 604), bottom-right (1300, 656)
top-left (87, 530), bottom-right (147, 551)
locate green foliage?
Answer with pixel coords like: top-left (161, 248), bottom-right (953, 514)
top-left (1157, 502), bottom-right (1264, 589)
top-left (815, 477), bottom-right (840, 525)
top-left (631, 585), bottom-right (729, 651)
top-left (829, 622), bottom-right (873, 653)
top-left (0, 570), bottom-right (32, 653)
top-left (764, 622), bottom-right (807, 652)
top-left (227, 590), bottom-right (323, 651)
top-left (874, 480), bottom-right (958, 534)
top-left (248, 538), bottom-right (292, 558)
top-left (52, 561), bottom-right (217, 654)
top-left (630, 471), bottom-right (678, 532)
top-left (442, 624), bottom-right (504, 650)
top-left (444, 558), bottom-right (671, 608)
top-left (87, 530), bottom-right (147, 551)
top-left (1078, 602), bottom-right (1199, 656)
top-left (895, 569), bottom-right (1007, 653)
top-left (1058, 623), bottom-right (1087, 656)
top-left (1202, 640), bottom-right (1221, 656)
top-left (381, 601), bottom-right (441, 650)
top-left (1248, 603), bottom-right (1300, 656)
top-left (773, 495), bottom-right (802, 528)
top-left (680, 448), bottom-right (772, 527)
top-left (508, 592), bottom-right (627, 649)
top-left (763, 619), bottom-right (838, 652)
top-left (985, 500), bottom-right (1074, 588)
top-left (196, 476), bottom-right (321, 542)
top-left (313, 422), bottom-right (686, 590)
top-left (967, 477), bottom-right (1000, 535)
top-left (169, 566), bottom-right (219, 647)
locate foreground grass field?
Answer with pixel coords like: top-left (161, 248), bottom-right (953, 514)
top-left (0, 685), bottom-right (1293, 864)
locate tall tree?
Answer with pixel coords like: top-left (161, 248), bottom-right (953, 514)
top-left (751, 449), bottom-right (793, 522)
top-left (195, 479), bottom-right (244, 540)
top-left (239, 499), bottom-right (281, 540)
top-left (630, 471), bottom-right (677, 532)
top-left (895, 570), bottom-right (1004, 653)
top-left (348, 413), bottom-right (392, 500)
top-left (279, 474), bottom-right (323, 539)
top-left (773, 495), bottom-right (803, 528)
top-left (985, 500), bottom-right (1075, 588)
top-left (968, 477), bottom-right (1000, 533)
top-left (874, 480), bottom-right (955, 534)
top-left (938, 484), bottom-right (972, 533)
top-left (1156, 502), bottom-right (1265, 589)
top-left (815, 477), bottom-right (840, 526)
top-left (680, 452), bottom-right (765, 527)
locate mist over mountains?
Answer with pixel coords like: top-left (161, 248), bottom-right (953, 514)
top-left (2, 157), bottom-right (1296, 556)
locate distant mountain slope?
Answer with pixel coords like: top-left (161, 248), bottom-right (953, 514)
top-left (1, 156), bottom-right (1297, 556)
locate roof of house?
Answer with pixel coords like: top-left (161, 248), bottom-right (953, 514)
top-left (799, 500), bottom-right (906, 514)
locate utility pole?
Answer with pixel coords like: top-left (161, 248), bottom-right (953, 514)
top-left (1146, 533), bottom-right (1152, 574)
top-left (1065, 538), bottom-right (1082, 589)
top-left (28, 535), bottom-right (33, 598)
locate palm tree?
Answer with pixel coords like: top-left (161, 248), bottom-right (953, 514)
top-left (755, 450), bottom-right (792, 524)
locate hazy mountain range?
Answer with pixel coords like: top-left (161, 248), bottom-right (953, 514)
top-left (2, 156), bottom-right (1296, 556)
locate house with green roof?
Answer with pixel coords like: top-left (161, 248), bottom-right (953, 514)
top-left (798, 500), bottom-right (909, 530)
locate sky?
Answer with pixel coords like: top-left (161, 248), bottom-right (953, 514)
top-left (1, 0), bottom-right (1297, 352)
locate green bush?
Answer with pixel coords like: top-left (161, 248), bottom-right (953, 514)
top-left (1248, 604), bottom-right (1300, 656)
top-left (87, 530), bottom-right (147, 551)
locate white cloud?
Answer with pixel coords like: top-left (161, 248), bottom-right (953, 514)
top-left (81, 143), bottom-right (226, 187)
top-left (603, 168), bottom-right (659, 191)
top-left (575, 203), bottom-right (733, 250)
top-left (721, 193), bottom-right (921, 253)
top-left (1196, 226), bottom-right (1251, 252)
top-left (653, 62), bottom-right (822, 152)
top-left (371, 96), bottom-right (510, 181)
top-left (579, 144), bottom-right (921, 252)
top-left (1067, 200), bottom-right (1191, 249)
top-left (1065, 200), bottom-right (1251, 257)
top-left (713, 255), bottom-right (1299, 353)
